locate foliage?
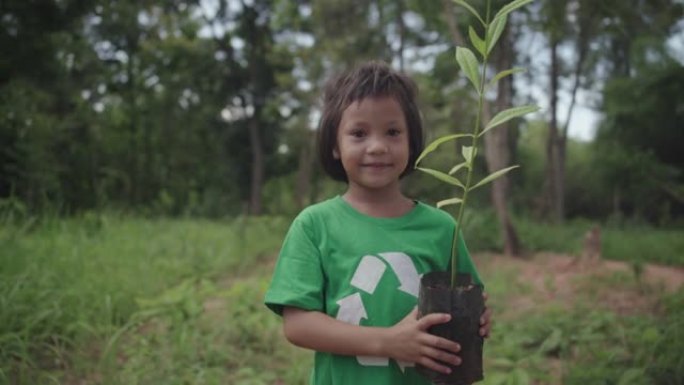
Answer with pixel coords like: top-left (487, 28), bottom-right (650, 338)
top-left (414, 0), bottom-right (538, 284)
top-left (97, 275), bottom-right (311, 385)
top-left (602, 226), bottom-right (684, 267)
top-left (1, 214), bottom-right (683, 383)
top-left (593, 64), bottom-right (684, 222)
top-left (0, 214), bottom-right (288, 384)
top-left (1, 0), bottom-right (683, 226)
top-left (477, 255), bottom-right (684, 385)
top-left (447, 208), bottom-right (684, 267)
top-left (1, 1), bottom-right (297, 216)
top-left (483, 303), bottom-right (684, 385)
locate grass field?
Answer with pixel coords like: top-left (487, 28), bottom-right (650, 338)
top-left (1, 214), bottom-right (683, 384)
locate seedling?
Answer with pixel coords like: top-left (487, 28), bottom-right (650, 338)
top-left (415, 0), bottom-right (539, 288)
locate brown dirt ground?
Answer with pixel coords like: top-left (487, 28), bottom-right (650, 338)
top-left (475, 253), bottom-right (684, 385)
top-left (481, 252), bottom-right (684, 318)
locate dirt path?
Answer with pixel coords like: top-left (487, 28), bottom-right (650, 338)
top-left (523, 253), bottom-right (684, 292)
top-left (481, 253), bottom-right (684, 319)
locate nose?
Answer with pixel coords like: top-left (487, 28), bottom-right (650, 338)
top-left (367, 136), bottom-right (388, 154)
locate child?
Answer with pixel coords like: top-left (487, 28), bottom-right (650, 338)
top-left (264, 61), bottom-right (491, 385)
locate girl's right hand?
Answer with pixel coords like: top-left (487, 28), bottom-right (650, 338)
top-left (382, 307), bottom-right (461, 374)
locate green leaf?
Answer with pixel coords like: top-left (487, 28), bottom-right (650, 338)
top-left (511, 367), bottom-right (531, 385)
top-left (469, 26), bottom-right (486, 57)
top-left (488, 67), bottom-right (525, 89)
top-left (451, 0), bottom-right (485, 26)
top-left (481, 105), bottom-right (539, 136)
top-left (617, 368), bottom-right (648, 385)
top-left (486, 13), bottom-right (507, 54)
top-left (415, 134), bottom-right (472, 166)
top-left (493, 0), bottom-right (535, 22)
top-left (461, 145), bottom-right (476, 163)
top-left (538, 328), bottom-right (563, 355)
top-left (437, 197), bottom-right (463, 209)
top-left (448, 161), bottom-right (469, 175)
top-left (417, 167), bottom-right (465, 188)
top-left (456, 47), bottom-right (481, 93)
top-left (472, 165), bottom-right (519, 190)
top-left (490, 357), bottom-right (515, 369)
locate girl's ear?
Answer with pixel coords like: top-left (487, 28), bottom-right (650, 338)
top-left (333, 147), bottom-right (340, 159)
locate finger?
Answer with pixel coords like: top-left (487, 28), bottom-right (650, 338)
top-left (407, 307), bottom-right (419, 320)
top-left (418, 357), bottom-right (453, 375)
top-left (480, 307), bottom-right (492, 325)
top-left (479, 320), bottom-right (491, 337)
top-left (417, 313), bottom-right (451, 330)
top-left (422, 345), bottom-right (462, 367)
top-left (426, 335), bottom-right (461, 353)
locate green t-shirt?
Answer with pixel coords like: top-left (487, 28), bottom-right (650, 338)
top-left (264, 196), bottom-right (482, 385)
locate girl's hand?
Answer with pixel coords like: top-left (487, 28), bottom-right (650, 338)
top-left (382, 308), bottom-right (461, 374)
top-left (480, 292), bottom-right (492, 338)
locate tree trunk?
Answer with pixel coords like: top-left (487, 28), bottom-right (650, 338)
top-left (244, 0), bottom-right (268, 217)
top-left (396, 0), bottom-right (406, 71)
top-left (545, 37), bottom-right (564, 223)
top-left (442, 0), bottom-right (521, 256)
top-left (484, 26), bottom-right (520, 256)
top-left (295, 130), bottom-right (315, 211)
top-left (247, 107), bottom-right (264, 216)
top-left (441, 0), bottom-right (466, 46)
top-left (126, 36), bottom-right (140, 207)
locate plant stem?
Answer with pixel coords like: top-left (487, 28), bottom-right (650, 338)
top-left (450, 0), bottom-right (492, 288)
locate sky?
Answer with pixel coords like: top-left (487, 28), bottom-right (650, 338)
top-left (200, 0), bottom-right (684, 143)
top-left (564, 19), bottom-right (684, 142)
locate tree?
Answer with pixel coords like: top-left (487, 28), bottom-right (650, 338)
top-left (594, 64), bottom-right (684, 222)
top-left (184, 0), bottom-right (296, 216)
top-left (484, 23), bottom-right (521, 255)
top-left (0, 0), bottom-right (97, 209)
top-left (533, 0), bottom-right (683, 222)
top-left (537, 0), bottom-right (571, 223)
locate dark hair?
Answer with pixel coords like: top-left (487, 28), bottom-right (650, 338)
top-left (317, 61), bottom-right (425, 182)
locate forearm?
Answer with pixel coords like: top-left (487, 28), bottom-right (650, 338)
top-left (282, 306), bottom-right (390, 357)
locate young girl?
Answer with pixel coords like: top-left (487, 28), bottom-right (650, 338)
top-left (265, 61), bottom-right (491, 385)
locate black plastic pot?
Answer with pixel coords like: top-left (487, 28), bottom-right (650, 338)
top-left (416, 271), bottom-right (484, 385)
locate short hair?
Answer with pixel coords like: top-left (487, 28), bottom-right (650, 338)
top-left (317, 61), bottom-right (425, 182)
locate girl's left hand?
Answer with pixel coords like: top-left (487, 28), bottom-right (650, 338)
top-left (479, 292), bottom-right (492, 338)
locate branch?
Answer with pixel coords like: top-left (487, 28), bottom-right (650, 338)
top-left (561, 17), bottom-right (590, 141)
top-left (442, 0), bottom-right (466, 46)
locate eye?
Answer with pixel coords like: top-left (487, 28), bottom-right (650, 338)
top-left (350, 128), bottom-right (366, 138)
top-left (387, 128), bottom-right (402, 136)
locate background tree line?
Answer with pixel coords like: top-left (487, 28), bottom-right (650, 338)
top-left (2, 0), bottom-right (683, 231)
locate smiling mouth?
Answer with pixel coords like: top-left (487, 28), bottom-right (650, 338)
top-left (362, 163), bottom-right (392, 168)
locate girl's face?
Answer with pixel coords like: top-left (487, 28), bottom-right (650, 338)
top-left (334, 96), bottom-right (410, 195)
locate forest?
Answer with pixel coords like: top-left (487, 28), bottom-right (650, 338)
top-left (1, 0), bottom-right (684, 384)
top-left (2, 0), bottom-right (682, 224)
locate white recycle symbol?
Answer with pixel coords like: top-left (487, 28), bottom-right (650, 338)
top-left (335, 252), bottom-right (421, 372)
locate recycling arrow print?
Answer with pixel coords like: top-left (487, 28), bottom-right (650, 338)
top-left (336, 252), bottom-right (422, 371)
top-left (378, 252), bottom-right (421, 297)
top-left (396, 360), bottom-right (414, 372)
top-left (350, 255), bottom-right (387, 294)
top-left (336, 292), bottom-right (389, 366)
top-left (336, 292), bottom-right (367, 324)
top-left (378, 252), bottom-right (418, 371)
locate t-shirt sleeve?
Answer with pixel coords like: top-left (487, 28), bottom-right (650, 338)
top-left (264, 214), bottom-right (326, 316)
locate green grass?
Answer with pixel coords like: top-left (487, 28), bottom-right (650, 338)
top-left (463, 209), bottom-right (684, 266)
top-left (476, 256), bottom-right (684, 385)
top-left (603, 227), bottom-right (684, 266)
top-left (0, 213), bottom-right (290, 384)
top-left (1, 213), bottom-right (683, 384)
